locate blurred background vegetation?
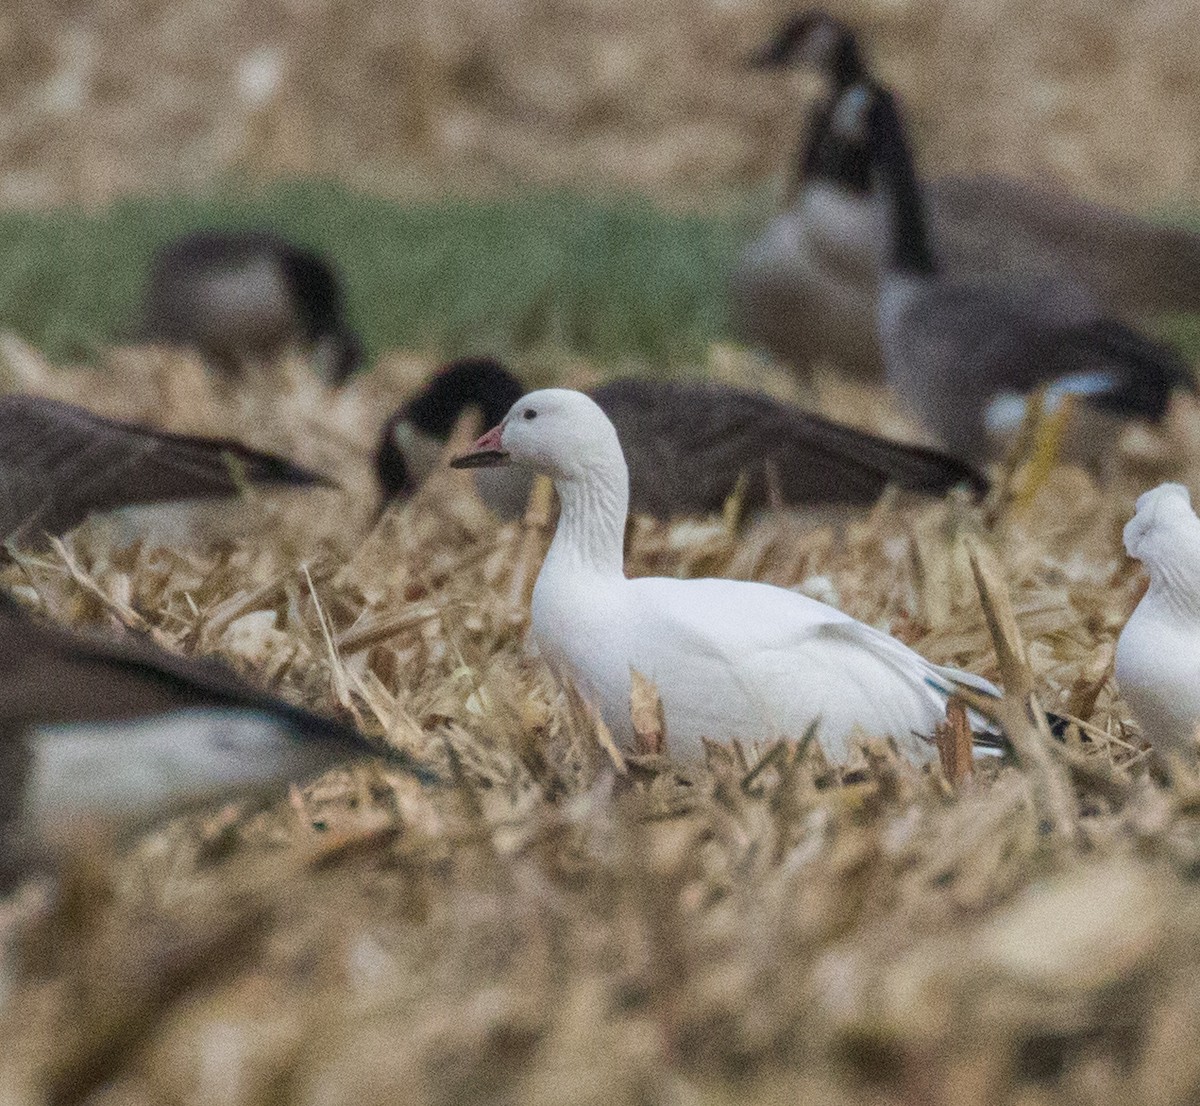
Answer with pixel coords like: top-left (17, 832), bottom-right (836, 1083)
top-left (0, 0), bottom-right (1197, 364)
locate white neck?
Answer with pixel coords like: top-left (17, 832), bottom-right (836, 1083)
top-left (544, 458), bottom-right (629, 579)
top-left (1144, 515), bottom-right (1200, 619)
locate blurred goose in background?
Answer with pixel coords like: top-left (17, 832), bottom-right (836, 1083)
top-left (1116, 483), bottom-right (1200, 762)
top-left (0, 591), bottom-right (433, 889)
top-left (851, 82), bottom-right (1194, 466)
top-left (0, 394), bottom-right (331, 546)
top-left (735, 11), bottom-right (1200, 379)
top-left (139, 230), bottom-right (363, 385)
top-left (376, 358), bottom-right (988, 520)
top-left (730, 11), bottom-right (881, 380)
top-left (452, 388), bottom-right (1003, 762)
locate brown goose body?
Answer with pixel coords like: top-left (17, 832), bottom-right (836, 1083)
top-left (0, 593), bottom-right (432, 888)
top-left (376, 359), bottom-right (987, 521)
top-left (0, 395), bottom-right (330, 544)
top-left (733, 12), bottom-right (1200, 380)
top-left (139, 230), bottom-right (363, 384)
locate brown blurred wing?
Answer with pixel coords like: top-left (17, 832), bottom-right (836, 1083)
top-left (592, 379), bottom-right (987, 518)
top-left (0, 593), bottom-right (437, 789)
top-left (0, 395), bottom-right (330, 541)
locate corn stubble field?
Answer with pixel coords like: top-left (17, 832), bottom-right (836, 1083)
top-left (4, 0), bottom-right (1200, 1103)
top-left (0, 341), bottom-right (1192, 1106)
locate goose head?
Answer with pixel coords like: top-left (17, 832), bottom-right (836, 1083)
top-left (1124, 483), bottom-right (1200, 567)
top-left (375, 358), bottom-right (524, 502)
top-left (827, 80), bottom-right (874, 144)
top-left (277, 244), bottom-right (364, 383)
top-left (750, 11), bottom-right (864, 87)
top-left (451, 388), bottom-right (623, 482)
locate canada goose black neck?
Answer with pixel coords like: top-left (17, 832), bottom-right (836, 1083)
top-left (803, 102), bottom-right (872, 193)
top-left (868, 90), bottom-right (936, 276)
top-left (404, 358), bottom-right (525, 439)
top-left (756, 12), bottom-right (864, 86)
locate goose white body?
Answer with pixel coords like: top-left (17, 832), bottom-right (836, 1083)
top-left (461, 388), bottom-right (1000, 763)
top-left (1116, 483), bottom-right (1200, 755)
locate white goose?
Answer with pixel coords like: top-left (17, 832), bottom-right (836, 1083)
top-left (453, 388), bottom-right (1001, 763)
top-left (1116, 483), bottom-right (1200, 757)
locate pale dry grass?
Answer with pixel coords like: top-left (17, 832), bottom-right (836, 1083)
top-left (0, 0), bottom-right (1197, 211)
top-left (0, 341), bottom-right (1199, 1102)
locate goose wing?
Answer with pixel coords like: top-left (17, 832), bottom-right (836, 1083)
top-left (594, 379), bottom-right (986, 517)
top-left (626, 576), bottom-right (981, 760)
top-left (0, 395), bottom-right (330, 541)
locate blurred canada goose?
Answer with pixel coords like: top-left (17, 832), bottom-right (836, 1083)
top-left (0, 591), bottom-right (433, 888)
top-left (0, 395), bottom-right (331, 545)
top-left (139, 230), bottom-right (363, 384)
top-left (735, 13), bottom-right (1200, 380)
top-left (850, 82), bottom-right (1194, 464)
top-left (731, 12), bottom-right (880, 380)
top-left (376, 358), bottom-right (987, 520)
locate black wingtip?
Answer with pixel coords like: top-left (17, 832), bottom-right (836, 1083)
top-left (228, 450), bottom-right (338, 489)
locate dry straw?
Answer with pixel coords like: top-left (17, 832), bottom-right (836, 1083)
top-left (1, 338), bottom-right (1200, 1104)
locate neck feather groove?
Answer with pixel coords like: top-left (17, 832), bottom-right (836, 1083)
top-left (547, 461), bottom-right (629, 578)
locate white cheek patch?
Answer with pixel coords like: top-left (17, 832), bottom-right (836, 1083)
top-left (389, 419), bottom-right (444, 486)
top-left (24, 708), bottom-right (348, 830)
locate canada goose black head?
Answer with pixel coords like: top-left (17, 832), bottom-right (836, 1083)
top-left (750, 11), bottom-right (865, 89)
top-left (405, 358), bottom-right (524, 438)
top-left (374, 358), bottom-right (525, 506)
top-left (275, 242), bottom-right (364, 384)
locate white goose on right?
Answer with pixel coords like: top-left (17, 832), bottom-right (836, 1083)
top-left (1116, 483), bottom-right (1200, 758)
top-left (453, 387), bottom-right (1002, 764)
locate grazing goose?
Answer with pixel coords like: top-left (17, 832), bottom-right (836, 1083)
top-left (0, 395), bottom-right (331, 545)
top-left (139, 230), bottom-right (363, 384)
top-left (737, 13), bottom-right (1200, 379)
top-left (1116, 483), bottom-right (1200, 760)
top-left (853, 82), bottom-right (1194, 465)
top-left (377, 358), bottom-right (988, 520)
top-left (452, 388), bottom-right (1003, 762)
top-left (0, 592), bottom-right (433, 888)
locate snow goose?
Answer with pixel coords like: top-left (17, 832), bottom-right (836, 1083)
top-left (378, 358), bottom-right (987, 520)
top-left (0, 591), bottom-right (433, 888)
top-left (746, 13), bottom-right (1200, 338)
top-left (139, 230), bottom-right (363, 384)
top-left (1116, 483), bottom-right (1200, 759)
top-left (0, 394), bottom-right (333, 545)
top-left (452, 387), bottom-right (1001, 762)
top-left (851, 81), bottom-right (1194, 466)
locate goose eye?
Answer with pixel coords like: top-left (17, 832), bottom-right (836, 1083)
top-left (523, 409), bottom-right (537, 421)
